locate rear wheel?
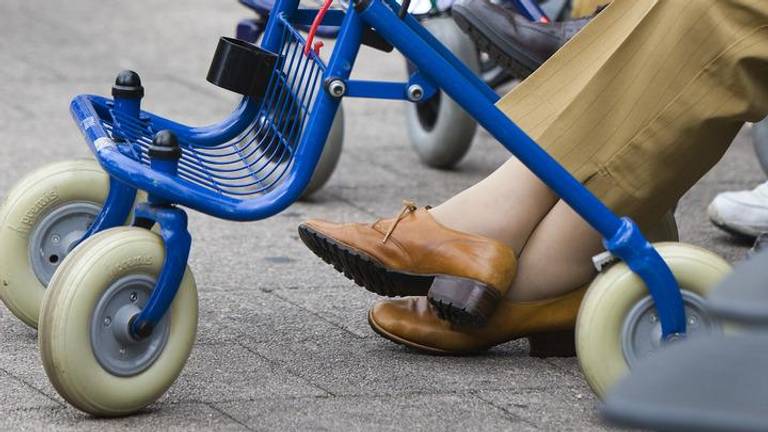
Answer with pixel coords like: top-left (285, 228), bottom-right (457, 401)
top-left (301, 107), bottom-right (344, 198)
top-left (0, 159), bottom-right (141, 328)
top-left (405, 17), bottom-right (479, 168)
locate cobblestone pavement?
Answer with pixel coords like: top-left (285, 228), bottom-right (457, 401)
top-left (0, 1), bottom-right (761, 430)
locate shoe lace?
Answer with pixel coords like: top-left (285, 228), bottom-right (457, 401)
top-left (381, 200), bottom-right (418, 244)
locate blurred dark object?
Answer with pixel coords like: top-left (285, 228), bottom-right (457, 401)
top-left (602, 334), bottom-right (768, 432)
top-left (452, 0), bottom-right (593, 78)
top-left (708, 249), bottom-right (768, 325)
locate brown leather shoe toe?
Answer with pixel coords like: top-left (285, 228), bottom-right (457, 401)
top-left (299, 201), bottom-right (517, 325)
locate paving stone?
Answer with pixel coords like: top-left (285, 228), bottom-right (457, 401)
top-left (0, 342), bottom-right (64, 404)
top-left (476, 388), bottom-right (613, 432)
top-left (270, 284), bottom-right (377, 338)
top-left (0, 306), bottom-right (38, 346)
top-left (166, 342), bottom-right (328, 404)
top-left (249, 332), bottom-right (577, 397)
top-left (216, 393), bottom-right (533, 432)
top-left (0, 403), bottom-right (248, 432)
top-left (195, 289), bottom-right (354, 344)
top-left (0, 369), bottom-right (60, 411)
top-left (185, 201), bottom-right (372, 292)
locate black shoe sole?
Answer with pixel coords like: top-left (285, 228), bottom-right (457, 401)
top-left (298, 224), bottom-right (433, 297)
top-left (709, 218), bottom-right (759, 241)
top-left (452, 8), bottom-right (542, 80)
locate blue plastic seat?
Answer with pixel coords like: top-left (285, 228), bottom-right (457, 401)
top-left (71, 17), bottom-right (329, 221)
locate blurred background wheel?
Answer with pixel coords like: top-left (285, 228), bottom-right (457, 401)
top-left (405, 17), bottom-right (480, 169)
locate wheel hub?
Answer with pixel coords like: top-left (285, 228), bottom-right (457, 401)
top-left (622, 291), bottom-right (716, 367)
top-left (28, 201), bottom-right (101, 285)
top-left (90, 275), bottom-right (170, 377)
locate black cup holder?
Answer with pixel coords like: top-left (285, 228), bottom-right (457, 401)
top-left (207, 37), bottom-right (278, 99)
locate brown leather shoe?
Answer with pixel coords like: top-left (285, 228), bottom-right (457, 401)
top-left (298, 201), bottom-right (517, 325)
top-left (368, 286), bottom-right (587, 356)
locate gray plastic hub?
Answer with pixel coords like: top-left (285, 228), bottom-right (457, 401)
top-left (622, 291), bottom-right (716, 367)
top-left (28, 201), bottom-right (101, 285)
top-left (90, 275), bottom-right (170, 377)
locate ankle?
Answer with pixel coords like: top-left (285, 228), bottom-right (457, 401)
top-left (428, 206), bottom-right (503, 244)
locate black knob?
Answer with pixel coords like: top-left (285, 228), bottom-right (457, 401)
top-left (148, 130), bottom-right (182, 160)
top-left (112, 70), bottom-right (144, 99)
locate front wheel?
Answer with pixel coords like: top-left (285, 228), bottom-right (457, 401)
top-left (405, 17), bottom-right (479, 168)
top-left (39, 227), bottom-right (198, 416)
top-left (575, 243), bottom-right (730, 397)
top-left (0, 159), bottom-right (141, 328)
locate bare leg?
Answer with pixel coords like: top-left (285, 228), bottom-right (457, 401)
top-left (429, 157), bottom-right (557, 254)
top-left (508, 200), bottom-right (603, 301)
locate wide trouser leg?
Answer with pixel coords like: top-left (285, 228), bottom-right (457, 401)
top-left (497, 0), bottom-right (768, 229)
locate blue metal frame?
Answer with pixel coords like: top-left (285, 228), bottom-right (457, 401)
top-left (130, 202), bottom-right (191, 338)
top-left (69, 0), bottom-right (687, 342)
top-left (78, 90), bottom-right (142, 244)
top-left (344, 73), bottom-right (437, 100)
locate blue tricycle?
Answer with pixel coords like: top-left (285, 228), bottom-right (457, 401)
top-left (0, 0), bottom-right (730, 416)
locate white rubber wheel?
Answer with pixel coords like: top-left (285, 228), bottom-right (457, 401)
top-left (0, 159), bottom-right (144, 329)
top-left (752, 118), bottom-right (768, 176)
top-left (39, 227), bottom-right (197, 416)
top-left (405, 17), bottom-right (479, 168)
top-left (576, 243), bottom-right (731, 397)
top-left (301, 106), bottom-right (344, 198)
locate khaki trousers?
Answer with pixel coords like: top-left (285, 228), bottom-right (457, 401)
top-left (497, 0), bottom-right (768, 228)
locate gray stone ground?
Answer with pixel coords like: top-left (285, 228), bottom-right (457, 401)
top-left (0, 0), bottom-right (761, 430)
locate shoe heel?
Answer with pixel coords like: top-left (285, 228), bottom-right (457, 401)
top-left (527, 330), bottom-right (576, 358)
top-left (427, 276), bottom-right (502, 327)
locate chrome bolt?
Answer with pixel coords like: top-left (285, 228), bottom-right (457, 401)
top-left (119, 346), bottom-right (126, 355)
top-left (103, 316), bottom-right (112, 327)
top-left (129, 292), bottom-right (137, 302)
top-left (688, 316), bottom-right (697, 325)
top-left (328, 80), bottom-right (346, 98)
top-left (407, 84), bottom-right (424, 102)
top-left (51, 234), bottom-right (61, 243)
top-left (649, 313), bottom-right (657, 323)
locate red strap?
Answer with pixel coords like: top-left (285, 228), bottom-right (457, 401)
top-left (304, 0), bottom-right (334, 56)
